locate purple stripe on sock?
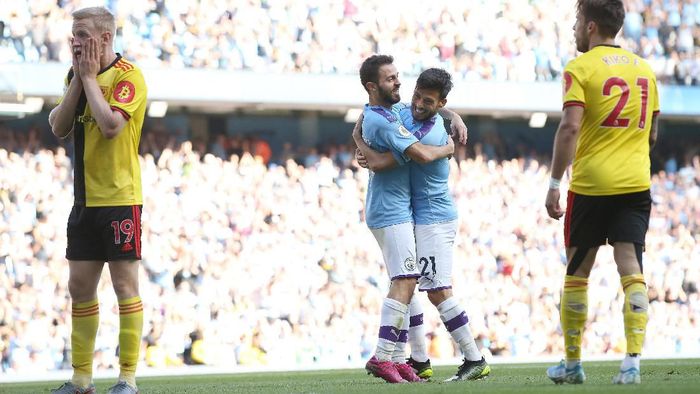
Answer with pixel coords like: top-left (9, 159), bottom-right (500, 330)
top-left (409, 314), bottom-right (424, 327)
top-left (419, 285), bottom-right (452, 292)
top-left (444, 311), bottom-right (469, 332)
top-left (378, 325), bottom-right (400, 342)
top-left (397, 330), bottom-right (408, 343)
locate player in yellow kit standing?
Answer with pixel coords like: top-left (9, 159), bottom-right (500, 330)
top-left (544, 0), bottom-right (659, 386)
top-left (48, 6), bottom-right (147, 394)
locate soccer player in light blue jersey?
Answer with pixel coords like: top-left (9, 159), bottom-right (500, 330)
top-left (354, 55), bottom-right (462, 384)
top-left (356, 68), bottom-right (491, 382)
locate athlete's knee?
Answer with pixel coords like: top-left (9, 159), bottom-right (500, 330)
top-left (427, 289), bottom-right (451, 306)
top-left (111, 270), bottom-right (139, 299)
top-left (68, 275), bottom-right (98, 302)
top-left (389, 277), bottom-right (417, 303)
top-left (109, 261), bottom-right (140, 299)
top-left (112, 277), bottom-right (139, 299)
top-left (614, 243), bottom-right (643, 276)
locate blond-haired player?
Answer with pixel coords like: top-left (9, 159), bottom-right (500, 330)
top-left (49, 6), bottom-right (147, 394)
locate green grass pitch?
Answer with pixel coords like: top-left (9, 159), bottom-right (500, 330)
top-left (3, 359), bottom-right (698, 393)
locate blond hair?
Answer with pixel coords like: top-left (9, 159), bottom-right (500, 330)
top-left (72, 7), bottom-right (116, 36)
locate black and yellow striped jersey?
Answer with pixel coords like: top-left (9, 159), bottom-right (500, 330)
top-left (60, 54), bottom-right (147, 207)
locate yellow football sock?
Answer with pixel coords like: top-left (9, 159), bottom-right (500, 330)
top-left (561, 275), bottom-right (588, 361)
top-left (71, 299), bottom-right (99, 388)
top-left (118, 296), bottom-right (144, 388)
top-left (621, 274), bottom-right (648, 354)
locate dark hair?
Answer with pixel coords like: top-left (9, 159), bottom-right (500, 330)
top-left (415, 68), bottom-right (453, 100)
top-left (360, 55), bottom-right (394, 92)
top-left (576, 0), bottom-right (625, 38)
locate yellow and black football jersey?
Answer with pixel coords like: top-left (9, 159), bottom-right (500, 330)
top-left (60, 54), bottom-right (147, 207)
top-left (562, 45), bottom-right (660, 196)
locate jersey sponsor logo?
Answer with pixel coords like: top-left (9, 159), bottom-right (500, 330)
top-left (564, 72), bottom-right (573, 94)
top-left (113, 81), bottom-right (136, 104)
top-left (398, 125), bottom-right (412, 138)
top-left (404, 257), bottom-right (416, 271)
top-left (100, 85), bottom-right (110, 98)
top-left (76, 114), bottom-right (96, 124)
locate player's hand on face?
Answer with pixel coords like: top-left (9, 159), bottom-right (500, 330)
top-left (79, 38), bottom-right (100, 80)
top-left (352, 113), bottom-right (364, 142)
top-left (355, 148), bottom-right (368, 169)
top-left (70, 37), bottom-right (80, 76)
top-left (545, 188), bottom-right (565, 219)
top-left (450, 117), bottom-right (468, 145)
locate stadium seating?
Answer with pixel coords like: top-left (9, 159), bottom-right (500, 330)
top-left (1, 0), bottom-right (698, 84)
top-left (0, 139), bottom-right (697, 372)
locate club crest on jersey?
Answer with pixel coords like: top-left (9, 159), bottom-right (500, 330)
top-left (404, 257), bottom-right (416, 271)
top-left (113, 81), bottom-right (136, 103)
top-left (398, 125), bottom-right (411, 138)
top-left (563, 72), bottom-right (573, 94)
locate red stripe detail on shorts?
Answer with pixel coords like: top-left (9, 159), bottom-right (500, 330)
top-left (132, 205), bottom-right (141, 258)
top-left (564, 191), bottom-right (575, 248)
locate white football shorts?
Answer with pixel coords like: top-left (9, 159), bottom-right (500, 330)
top-left (415, 220), bottom-right (458, 292)
top-left (370, 221), bottom-right (420, 280)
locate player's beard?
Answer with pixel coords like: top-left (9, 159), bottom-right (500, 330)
top-left (378, 85), bottom-right (400, 106)
top-left (575, 31), bottom-right (589, 53)
top-left (411, 106), bottom-right (436, 121)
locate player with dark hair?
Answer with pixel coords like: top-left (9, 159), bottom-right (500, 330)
top-left (48, 6), bottom-right (147, 394)
top-left (544, 0), bottom-right (659, 385)
top-left (354, 55), bottom-right (472, 383)
top-left (355, 67), bottom-right (490, 382)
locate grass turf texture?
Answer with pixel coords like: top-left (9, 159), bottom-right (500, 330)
top-left (3, 359), bottom-right (698, 393)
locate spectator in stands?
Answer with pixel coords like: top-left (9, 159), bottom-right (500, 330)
top-left (0, 133), bottom-right (698, 373)
top-left (1, 1), bottom-right (697, 84)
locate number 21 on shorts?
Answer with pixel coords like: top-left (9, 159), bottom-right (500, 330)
top-left (420, 256), bottom-right (436, 277)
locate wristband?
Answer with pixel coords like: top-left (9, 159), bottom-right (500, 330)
top-left (549, 177), bottom-right (561, 190)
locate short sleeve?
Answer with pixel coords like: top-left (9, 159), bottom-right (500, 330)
top-left (56, 68), bottom-right (74, 105)
top-left (109, 68), bottom-right (147, 120)
top-left (651, 76), bottom-right (660, 114)
top-left (562, 60), bottom-right (585, 109)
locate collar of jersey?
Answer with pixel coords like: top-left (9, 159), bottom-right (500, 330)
top-left (591, 44), bottom-right (621, 49)
top-left (99, 53), bottom-right (123, 75)
top-left (365, 104), bottom-right (397, 122)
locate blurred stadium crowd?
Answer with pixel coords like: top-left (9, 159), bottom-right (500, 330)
top-left (1, 0), bottom-right (699, 84)
top-left (1, 130), bottom-right (698, 373)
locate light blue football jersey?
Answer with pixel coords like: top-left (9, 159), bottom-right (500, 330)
top-left (398, 106), bottom-right (458, 225)
top-left (362, 103), bottom-right (419, 229)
